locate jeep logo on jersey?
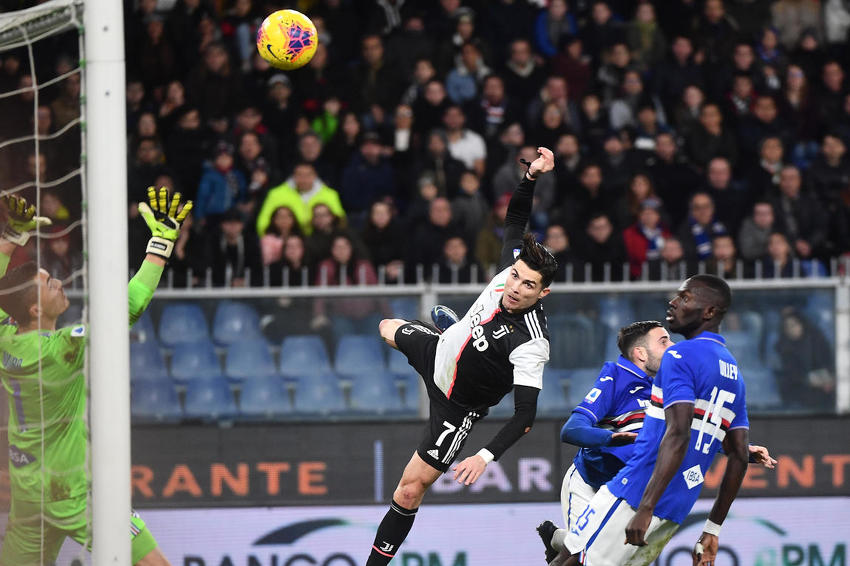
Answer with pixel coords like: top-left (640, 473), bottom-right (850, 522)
top-left (469, 305), bottom-right (490, 352)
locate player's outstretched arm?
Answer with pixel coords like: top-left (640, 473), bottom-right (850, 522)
top-left (692, 427), bottom-right (749, 566)
top-left (453, 385), bottom-right (539, 485)
top-left (128, 187), bottom-right (193, 327)
top-left (0, 194), bottom-right (52, 274)
top-left (497, 147), bottom-right (554, 270)
top-left (560, 412), bottom-right (637, 447)
top-left (625, 402), bottom-right (692, 546)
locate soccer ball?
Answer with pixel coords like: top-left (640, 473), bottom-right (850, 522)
top-left (256, 9), bottom-right (318, 71)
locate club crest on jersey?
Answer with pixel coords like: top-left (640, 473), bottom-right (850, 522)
top-left (469, 304), bottom-right (489, 352)
top-left (492, 324), bottom-right (510, 339)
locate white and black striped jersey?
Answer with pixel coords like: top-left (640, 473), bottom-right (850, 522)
top-left (431, 265), bottom-right (550, 410)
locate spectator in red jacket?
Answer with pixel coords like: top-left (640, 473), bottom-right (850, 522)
top-left (623, 196), bottom-right (672, 279)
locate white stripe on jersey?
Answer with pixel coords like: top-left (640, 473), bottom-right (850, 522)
top-left (651, 385), bottom-right (663, 400)
top-left (443, 411), bottom-right (478, 464)
top-left (646, 404), bottom-right (665, 420)
top-left (524, 311), bottom-right (542, 340)
top-left (690, 418), bottom-right (726, 441)
top-left (694, 398), bottom-right (737, 426)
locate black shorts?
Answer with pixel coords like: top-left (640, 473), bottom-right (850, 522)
top-left (395, 321), bottom-right (485, 473)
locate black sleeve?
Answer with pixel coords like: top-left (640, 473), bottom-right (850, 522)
top-left (484, 384), bottom-right (539, 460)
top-left (498, 175), bottom-right (537, 270)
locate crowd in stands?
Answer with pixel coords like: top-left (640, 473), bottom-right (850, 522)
top-left (3, 0), bottom-right (850, 286)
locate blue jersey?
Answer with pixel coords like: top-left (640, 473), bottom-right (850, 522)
top-left (607, 331), bottom-right (749, 524)
top-left (572, 356), bottom-right (652, 490)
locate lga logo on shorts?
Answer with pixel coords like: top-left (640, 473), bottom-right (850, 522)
top-left (682, 464), bottom-right (704, 489)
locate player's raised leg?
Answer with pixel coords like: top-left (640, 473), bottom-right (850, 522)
top-left (366, 452), bottom-right (442, 565)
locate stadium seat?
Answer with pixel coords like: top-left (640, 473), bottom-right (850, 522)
top-left (388, 347), bottom-right (417, 379)
top-left (292, 373), bottom-right (345, 416)
top-left (538, 368), bottom-right (572, 417)
top-left (169, 339), bottom-right (221, 383)
top-left (389, 297), bottom-right (419, 320)
top-left (548, 314), bottom-right (596, 369)
top-left (723, 330), bottom-right (762, 369)
top-left (744, 368), bottom-right (782, 409)
top-left (565, 367), bottom-right (601, 408)
top-left (239, 376), bottom-right (292, 420)
top-left (224, 338), bottom-right (277, 381)
top-left (400, 377), bottom-right (421, 415)
top-left (184, 376), bottom-right (238, 420)
top-left (158, 303), bottom-right (209, 347)
top-left (130, 310), bottom-right (156, 344)
top-left (597, 295), bottom-right (635, 332)
top-left (131, 381), bottom-right (182, 423)
top-left (279, 335), bottom-right (331, 379)
top-left (347, 372), bottom-right (404, 415)
top-left (489, 390), bottom-right (515, 418)
top-left (212, 301), bottom-right (263, 346)
top-left (334, 335), bottom-right (385, 379)
top-left (130, 341), bottom-right (168, 382)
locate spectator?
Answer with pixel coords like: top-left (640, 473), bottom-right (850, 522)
top-left (260, 205), bottom-right (301, 266)
top-left (325, 111), bottom-right (363, 176)
top-left (236, 131), bottom-right (276, 214)
top-left (693, 0), bottom-right (740, 75)
top-left (644, 132), bottom-right (700, 224)
top-left (387, 18), bottom-right (435, 87)
top-left (135, 13), bottom-right (178, 90)
top-left (702, 156), bottom-right (750, 235)
top-left (542, 223), bottom-right (578, 282)
top-left (653, 36), bottom-right (703, 116)
top-left (738, 201), bottom-right (778, 260)
top-left (501, 38), bottom-right (546, 103)
top-left (685, 102), bottom-right (739, 170)
top-left (475, 192), bottom-right (510, 271)
top-left (263, 73), bottom-right (297, 150)
top-left (339, 132), bottom-right (397, 225)
top-left (614, 172), bottom-right (666, 230)
top-left (268, 233), bottom-right (312, 287)
top-left (361, 200), bottom-right (406, 283)
top-left (774, 307), bottom-right (835, 410)
top-left (746, 136), bottom-right (785, 197)
top-left (705, 234), bottom-right (749, 279)
top-left (294, 131), bottom-right (335, 187)
top-left (573, 213), bottom-right (627, 282)
top-left (534, 0), bottom-right (577, 58)
top-left (677, 191), bottom-right (729, 261)
top-left (578, 91), bottom-right (610, 154)
top-left (581, 1), bottom-right (624, 67)
top-left (185, 42), bottom-right (243, 121)
top-left (771, 0), bottom-right (823, 50)
top-left (436, 234), bottom-right (482, 284)
top-left (128, 137), bottom-right (168, 204)
top-left (625, 1), bottom-right (667, 71)
top-left (401, 58), bottom-right (436, 107)
top-left (808, 133), bottom-right (850, 203)
top-left (599, 130), bottom-right (634, 193)
top-left (445, 41), bottom-right (491, 105)
top-left (527, 75), bottom-right (580, 136)
top-left (724, 72), bottom-right (757, 127)
top-left (671, 84), bottom-right (705, 140)
top-left (206, 208), bottom-right (263, 287)
top-left (412, 130), bottom-right (466, 200)
top-left (451, 170), bottom-right (490, 247)
top-left (647, 237), bottom-right (694, 281)
top-left (347, 34), bottom-right (404, 114)
top-left (305, 203), bottom-right (346, 263)
top-left (558, 162), bottom-right (611, 237)
top-left (493, 145), bottom-right (556, 230)
top-left (596, 42), bottom-right (635, 105)
top-left (256, 162), bottom-right (345, 237)
top-left (755, 26), bottom-right (787, 74)
top-left (442, 105), bottom-right (487, 178)
top-left (550, 36), bottom-right (592, 101)
top-left (165, 106), bottom-right (207, 200)
top-left (465, 74), bottom-right (520, 141)
top-left (194, 140), bottom-right (248, 228)
top-left (40, 225), bottom-right (83, 286)
top-left (623, 197), bottom-right (672, 279)
top-left (553, 132), bottom-right (582, 190)
top-left (412, 79), bottom-right (451, 139)
top-left (738, 96), bottom-right (792, 162)
top-left (407, 196), bottom-right (457, 280)
top-left (762, 232), bottom-right (827, 278)
top-left (50, 72), bottom-right (80, 131)
top-left (770, 165), bottom-right (829, 260)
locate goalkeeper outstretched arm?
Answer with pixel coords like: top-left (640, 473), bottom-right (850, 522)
top-left (128, 187), bottom-right (193, 326)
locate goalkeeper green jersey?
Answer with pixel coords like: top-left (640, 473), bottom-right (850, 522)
top-left (0, 255), bottom-right (163, 503)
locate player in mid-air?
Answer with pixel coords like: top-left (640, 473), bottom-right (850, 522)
top-left (0, 189), bottom-right (190, 566)
top-left (536, 320), bottom-right (775, 565)
top-left (560, 274), bottom-right (751, 566)
top-left (364, 148), bottom-right (557, 566)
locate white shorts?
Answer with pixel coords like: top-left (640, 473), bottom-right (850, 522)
top-left (571, 485), bottom-right (679, 566)
top-left (560, 463), bottom-right (597, 553)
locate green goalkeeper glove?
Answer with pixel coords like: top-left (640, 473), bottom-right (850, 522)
top-left (1, 194), bottom-right (52, 246)
top-left (138, 186), bottom-right (193, 260)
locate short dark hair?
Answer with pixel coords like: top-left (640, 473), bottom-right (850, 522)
top-left (689, 273), bottom-right (732, 315)
top-left (617, 320), bottom-right (664, 358)
top-left (516, 232), bottom-right (557, 288)
top-left (0, 261), bottom-right (39, 325)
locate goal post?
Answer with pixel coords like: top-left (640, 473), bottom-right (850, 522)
top-left (84, 0), bottom-right (131, 563)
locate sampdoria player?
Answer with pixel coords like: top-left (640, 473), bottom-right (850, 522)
top-left (364, 147), bottom-right (557, 565)
top-left (0, 190), bottom-right (190, 566)
top-left (537, 320), bottom-right (775, 565)
top-left (560, 275), bottom-right (752, 566)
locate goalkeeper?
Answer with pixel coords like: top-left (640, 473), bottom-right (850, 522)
top-left (0, 189), bottom-right (190, 566)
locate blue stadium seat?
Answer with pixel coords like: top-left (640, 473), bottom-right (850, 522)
top-left (334, 335), bottom-right (385, 379)
top-left (743, 368), bottom-right (782, 409)
top-left (347, 372), bottom-right (404, 415)
top-left (388, 347), bottom-right (417, 379)
top-left (538, 368), bottom-right (572, 417)
top-left (212, 301), bottom-right (263, 346)
top-left (548, 314), bottom-right (596, 369)
top-left (130, 341), bottom-right (168, 382)
top-left (400, 376), bottom-right (421, 414)
top-left (292, 373), bottom-right (345, 416)
top-left (597, 295), bottom-right (635, 332)
top-left (389, 297), bottom-right (419, 320)
top-left (131, 381), bottom-right (182, 423)
top-left (170, 339), bottom-right (221, 383)
top-left (158, 303), bottom-right (209, 347)
top-left (489, 390), bottom-right (514, 418)
top-left (184, 376), bottom-right (237, 420)
top-left (130, 310), bottom-right (156, 344)
top-left (565, 367), bottom-right (602, 408)
top-left (723, 330), bottom-right (761, 369)
top-left (224, 338), bottom-right (277, 382)
top-left (279, 335), bottom-right (331, 379)
top-left (239, 376), bottom-right (292, 420)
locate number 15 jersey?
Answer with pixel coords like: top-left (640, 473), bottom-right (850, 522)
top-left (607, 331), bottom-right (749, 524)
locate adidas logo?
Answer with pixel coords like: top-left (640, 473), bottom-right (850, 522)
top-left (427, 449), bottom-right (440, 460)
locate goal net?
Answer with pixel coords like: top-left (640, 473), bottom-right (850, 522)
top-left (0, 1), bottom-right (93, 564)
